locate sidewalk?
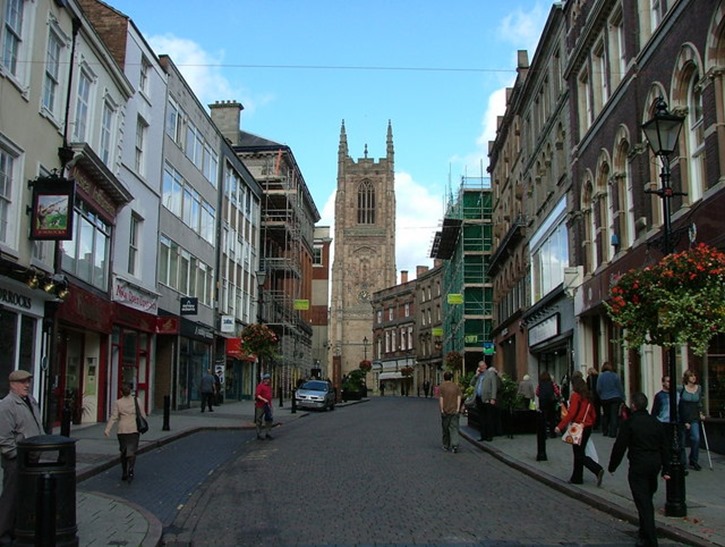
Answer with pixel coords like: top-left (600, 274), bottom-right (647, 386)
top-left (7, 399), bottom-right (724, 546)
top-left (459, 421), bottom-right (725, 547)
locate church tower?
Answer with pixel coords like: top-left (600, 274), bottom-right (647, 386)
top-left (330, 121), bottom-right (397, 384)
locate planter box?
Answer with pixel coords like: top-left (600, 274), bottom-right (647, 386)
top-left (342, 390), bottom-right (362, 401)
top-left (467, 406), bottom-right (538, 435)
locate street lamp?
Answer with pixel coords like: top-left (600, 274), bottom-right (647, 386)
top-left (641, 96), bottom-right (687, 518)
top-left (256, 269), bottom-right (267, 384)
top-left (362, 336), bottom-right (369, 360)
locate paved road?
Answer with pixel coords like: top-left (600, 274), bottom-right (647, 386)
top-left (78, 397), bottom-right (690, 545)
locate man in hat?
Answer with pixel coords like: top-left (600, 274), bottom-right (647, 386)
top-left (0, 370), bottom-right (44, 543)
top-left (254, 373), bottom-right (273, 440)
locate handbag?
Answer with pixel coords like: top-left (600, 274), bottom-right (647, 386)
top-left (134, 397), bottom-right (149, 434)
top-left (561, 402), bottom-right (590, 446)
top-left (263, 403), bottom-right (274, 422)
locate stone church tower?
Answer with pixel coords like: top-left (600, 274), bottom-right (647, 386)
top-left (330, 121), bottom-right (397, 384)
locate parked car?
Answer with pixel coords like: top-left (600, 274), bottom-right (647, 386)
top-left (295, 380), bottom-right (335, 411)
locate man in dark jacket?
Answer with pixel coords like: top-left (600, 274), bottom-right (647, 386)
top-left (608, 392), bottom-right (670, 547)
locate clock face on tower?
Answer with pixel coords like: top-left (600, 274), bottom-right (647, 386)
top-left (357, 290), bottom-right (369, 303)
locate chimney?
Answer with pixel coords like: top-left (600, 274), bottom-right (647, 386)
top-left (209, 100), bottom-right (244, 145)
top-left (400, 270), bottom-right (408, 284)
top-left (416, 265), bottom-right (429, 278)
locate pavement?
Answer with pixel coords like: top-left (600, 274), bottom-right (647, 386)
top-left (5, 397), bottom-right (724, 546)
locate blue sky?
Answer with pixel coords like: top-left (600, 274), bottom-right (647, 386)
top-left (108, 0), bottom-right (551, 280)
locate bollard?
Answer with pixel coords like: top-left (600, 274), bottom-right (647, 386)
top-left (291, 391), bottom-right (297, 414)
top-left (163, 395), bottom-right (171, 431)
top-left (278, 386), bottom-right (283, 407)
top-left (37, 472), bottom-right (56, 544)
top-left (60, 398), bottom-right (72, 437)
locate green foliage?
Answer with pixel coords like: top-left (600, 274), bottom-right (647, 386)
top-left (498, 373), bottom-right (522, 410)
top-left (606, 243), bottom-right (725, 355)
top-left (342, 369), bottom-right (367, 392)
top-left (241, 323), bottom-right (279, 359)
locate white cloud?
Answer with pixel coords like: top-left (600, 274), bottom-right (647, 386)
top-left (498, 3), bottom-right (549, 54)
top-left (146, 34), bottom-right (267, 112)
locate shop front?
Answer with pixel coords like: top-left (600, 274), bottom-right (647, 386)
top-left (0, 276), bottom-right (46, 402)
top-left (223, 336), bottom-right (257, 401)
top-left (53, 284), bottom-right (113, 425)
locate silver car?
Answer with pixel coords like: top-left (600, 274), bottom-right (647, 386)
top-left (295, 380), bottom-right (335, 411)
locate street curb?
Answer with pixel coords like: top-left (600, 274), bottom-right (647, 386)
top-left (460, 430), bottom-right (711, 547)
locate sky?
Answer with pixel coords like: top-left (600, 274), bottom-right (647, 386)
top-left (107, 0), bottom-right (551, 282)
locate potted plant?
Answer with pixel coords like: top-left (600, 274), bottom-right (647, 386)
top-left (342, 369), bottom-right (367, 401)
top-left (240, 323), bottom-right (279, 360)
top-left (606, 243), bottom-right (725, 355)
top-left (359, 359), bottom-right (372, 372)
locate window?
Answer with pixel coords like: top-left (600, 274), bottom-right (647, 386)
top-left (60, 201), bottom-right (111, 291)
top-left (100, 100), bottom-right (114, 165)
top-left (162, 164), bottom-right (183, 216)
top-left (376, 310), bottom-right (382, 324)
top-left (404, 303), bottom-right (410, 317)
top-left (388, 307), bottom-right (393, 321)
top-left (313, 245), bottom-right (323, 266)
top-left (73, 69), bottom-right (92, 142)
top-left (139, 56), bottom-right (150, 95)
top-left (357, 180), bottom-right (375, 224)
top-left (2, 0), bottom-right (24, 78)
top-left (135, 115), bottom-right (148, 175)
top-left (592, 40), bottom-right (608, 114)
top-left (0, 146), bottom-right (16, 243)
top-left (166, 99), bottom-right (181, 144)
top-left (182, 187), bottom-right (200, 230)
top-left (651, 0), bottom-right (664, 31)
top-left (128, 214), bottom-right (140, 276)
top-left (529, 198), bottom-right (569, 303)
top-left (200, 202), bottom-right (215, 244)
top-left (608, 9), bottom-right (626, 90)
top-left (686, 72), bottom-right (706, 203)
top-left (42, 28), bottom-right (63, 116)
top-left (578, 67), bottom-right (592, 134)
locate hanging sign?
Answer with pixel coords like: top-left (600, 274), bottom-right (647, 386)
top-left (29, 175), bottom-right (75, 240)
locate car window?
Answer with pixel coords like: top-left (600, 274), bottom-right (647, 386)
top-left (301, 381), bottom-right (327, 391)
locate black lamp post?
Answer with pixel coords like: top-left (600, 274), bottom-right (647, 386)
top-left (641, 96), bottom-right (687, 518)
top-left (363, 336), bottom-right (369, 360)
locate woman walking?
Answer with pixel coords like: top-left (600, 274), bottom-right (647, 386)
top-left (679, 369), bottom-right (705, 471)
top-left (104, 383), bottom-right (145, 483)
top-left (556, 376), bottom-right (604, 486)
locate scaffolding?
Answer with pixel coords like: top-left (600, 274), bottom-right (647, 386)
top-left (436, 176), bottom-right (494, 374)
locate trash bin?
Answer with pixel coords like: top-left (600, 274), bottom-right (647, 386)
top-left (15, 435), bottom-right (78, 547)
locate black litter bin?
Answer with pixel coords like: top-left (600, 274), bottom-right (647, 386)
top-left (15, 435), bottom-right (78, 547)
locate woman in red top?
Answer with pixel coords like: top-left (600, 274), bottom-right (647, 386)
top-left (555, 376), bottom-right (604, 486)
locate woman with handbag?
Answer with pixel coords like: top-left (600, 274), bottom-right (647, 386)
top-left (555, 376), bottom-right (604, 486)
top-left (104, 383), bottom-right (146, 483)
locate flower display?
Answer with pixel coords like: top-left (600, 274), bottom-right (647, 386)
top-left (359, 359), bottom-right (372, 372)
top-left (240, 323), bottom-right (279, 359)
top-left (400, 365), bottom-right (414, 377)
top-left (444, 350), bottom-right (463, 371)
top-left (606, 243), bottom-right (725, 355)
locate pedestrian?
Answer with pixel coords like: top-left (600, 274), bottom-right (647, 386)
top-left (379, 381), bottom-right (385, 397)
top-left (555, 376), bottom-right (604, 486)
top-left (536, 370), bottom-right (561, 438)
top-left (104, 383), bottom-right (145, 484)
top-left (596, 362), bottom-right (625, 438)
top-left (255, 373), bottom-right (274, 440)
top-left (439, 371), bottom-right (462, 453)
top-left (200, 368), bottom-right (216, 412)
top-left (608, 392), bottom-right (669, 547)
top-left (517, 374), bottom-right (535, 410)
top-left (423, 379), bottom-right (431, 398)
top-left (472, 360), bottom-right (498, 442)
top-left (0, 370), bottom-right (44, 543)
top-left (586, 367), bottom-right (601, 430)
top-left (213, 370), bottom-right (223, 405)
top-left (679, 369), bottom-right (705, 471)
top-left (650, 375), bottom-right (674, 424)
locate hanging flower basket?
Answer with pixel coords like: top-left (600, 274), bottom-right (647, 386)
top-left (240, 323), bottom-right (279, 360)
top-left (605, 243), bottom-right (725, 355)
top-left (444, 351), bottom-right (463, 371)
top-left (400, 365), bottom-right (414, 377)
top-left (359, 359), bottom-right (372, 372)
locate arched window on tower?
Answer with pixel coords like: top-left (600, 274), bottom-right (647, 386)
top-left (357, 180), bottom-right (375, 224)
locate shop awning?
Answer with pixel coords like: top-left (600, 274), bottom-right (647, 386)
top-left (379, 372), bottom-right (403, 380)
